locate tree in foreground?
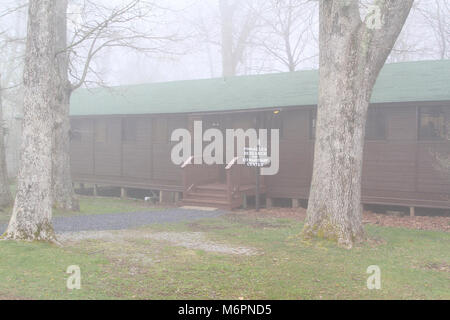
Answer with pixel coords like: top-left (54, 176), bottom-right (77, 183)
top-left (52, 0), bottom-right (179, 211)
top-left (303, 0), bottom-right (414, 248)
top-left (3, 0), bottom-right (58, 241)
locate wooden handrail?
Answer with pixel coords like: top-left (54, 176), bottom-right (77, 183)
top-left (226, 157), bottom-right (244, 202)
top-left (181, 156), bottom-right (194, 168)
top-left (225, 157), bottom-right (240, 170)
top-left (180, 156), bottom-right (204, 168)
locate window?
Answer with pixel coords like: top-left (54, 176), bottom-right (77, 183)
top-left (419, 107), bottom-right (447, 140)
top-left (122, 118), bottom-right (137, 142)
top-left (95, 120), bottom-right (108, 143)
top-left (266, 112), bottom-right (283, 139)
top-left (309, 109), bottom-right (386, 140)
top-left (71, 121), bottom-right (83, 142)
top-left (365, 108), bottom-right (386, 140)
top-left (153, 118), bottom-right (167, 142)
top-left (168, 118), bottom-right (186, 141)
top-left (310, 110), bottom-right (317, 139)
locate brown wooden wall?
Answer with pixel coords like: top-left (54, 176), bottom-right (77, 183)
top-left (264, 104), bottom-right (450, 209)
top-left (265, 109), bottom-right (314, 198)
top-left (71, 115), bottom-right (187, 191)
top-left (70, 102), bottom-right (450, 209)
top-left (71, 119), bottom-right (94, 175)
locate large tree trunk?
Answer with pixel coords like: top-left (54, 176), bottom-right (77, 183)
top-left (3, 0), bottom-right (58, 241)
top-left (53, 0), bottom-right (79, 211)
top-left (303, 0), bottom-right (413, 248)
top-left (0, 77), bottom-right (12, 208)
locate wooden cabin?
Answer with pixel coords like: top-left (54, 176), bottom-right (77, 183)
top-left (70, 60), bottom-right (450, 211)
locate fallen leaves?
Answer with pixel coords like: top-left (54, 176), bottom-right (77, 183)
top-left (236, 207), bottom-right (450, 232)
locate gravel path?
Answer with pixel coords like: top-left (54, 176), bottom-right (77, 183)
top-left (0, 208), bottom-right (224, 234)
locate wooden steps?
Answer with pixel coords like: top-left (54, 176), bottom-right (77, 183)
top-left (182, 183), bottom-right (241, 210)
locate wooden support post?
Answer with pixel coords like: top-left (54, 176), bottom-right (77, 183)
top-left (121, 187), bottom-right (128, 199)
top-left (266, 197), bottom-right (273, 209)
top-left (409, 206), bottom-right (415, 217)
top-left (292, 199), bottom-right (300, 208)
top-left (174, 192), bottom-right (182, 202)
top-left (242, 194), bottom-right (248, 209)
top-left (93, 184), bottom-right (98, 197)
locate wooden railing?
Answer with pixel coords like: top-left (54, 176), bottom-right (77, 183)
top-left (181, 156), bottom-right (265, 208)
top-left (181, 156), bottom-right (221, 197)
top-left (225, 157), bottom-right (258, 204)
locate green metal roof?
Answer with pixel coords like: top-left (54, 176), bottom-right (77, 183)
top-left (70, 60), bottom-right (450, 116)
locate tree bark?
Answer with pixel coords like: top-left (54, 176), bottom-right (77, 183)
top-left (53, 0), bottom-right (79, 211)
top-left (303, 0), bottom-right (413, 248)
top-left (3, 0), bottom-right (58, 241)
top-left (0, 76), bottom-right (12, 208)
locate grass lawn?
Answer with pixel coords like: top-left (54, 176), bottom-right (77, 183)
top-left (0, 208), bottom-right (448, 300)
top-left (0, 196), bottom-right (159, 224)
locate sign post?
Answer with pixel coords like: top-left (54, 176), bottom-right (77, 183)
top-left (255, 166), bottom-right (260, 211)
top-left (244, 143), bottom-right (269, 212)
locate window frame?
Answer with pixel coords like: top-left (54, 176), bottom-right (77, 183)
top-left (152, 118), bottom-right (168, 143)
top-left (365, 107), bottom-right (387, 141)
top-left (94, 119), bottom-right (108, 143)
top-left (71, 120), bottom-right (83, 142)
top-left (122, 118), bottom-right (138, 143)
top-left (309, 109), bottom-right (317, 140)
top-left (267, 112), bottom-right (283, 140)
top-left (418, 106), bottom-right (448, 141)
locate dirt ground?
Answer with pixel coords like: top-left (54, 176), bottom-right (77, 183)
top-left (59, 229), bottom-right (259, 256)
top-left (236, 207), bottom-right (450, 232)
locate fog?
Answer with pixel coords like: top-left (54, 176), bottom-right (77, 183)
top-left (1, 0), bottom-right (447, 89)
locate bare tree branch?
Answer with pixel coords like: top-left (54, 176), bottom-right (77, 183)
top-left (65, 0), bottom-right (183, 90)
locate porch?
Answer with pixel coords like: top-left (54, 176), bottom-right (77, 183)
top-left (180, 157), bottom-right (266, 210)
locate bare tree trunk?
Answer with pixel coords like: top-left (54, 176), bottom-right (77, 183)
top-left (53, 0), bottom-right (79, 211)
top-left (303, 0), bottom-right (413, 248)
top-left (52, 88), bottom-right (79, 211)
top-left (0, 77), bottom-right (12, 208)
top-left (220, 0), bottom-right (236, 77)
top-left (218, 0), bottom-right (259, 77)
top-left (3, 0), bottom-right (58, 241)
